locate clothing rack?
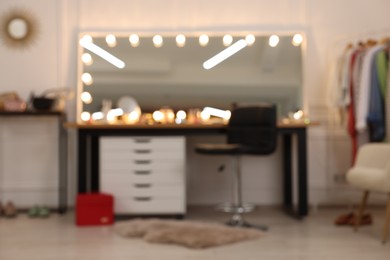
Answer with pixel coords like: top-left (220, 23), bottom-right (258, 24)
top-left (330, 36), bottom-right (390, 165)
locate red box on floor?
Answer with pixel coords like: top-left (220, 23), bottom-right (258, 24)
top-left (76, 193), bottom-right (114, 226)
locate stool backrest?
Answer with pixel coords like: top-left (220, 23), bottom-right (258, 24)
top-left (227, 104), bottom-right (277, 155)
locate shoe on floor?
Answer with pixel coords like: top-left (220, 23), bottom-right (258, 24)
top-left (28, 206), bottom-right (40, 218)
top-left (334, 212), bottom-right (355, 225)
top-left (38, 206), bottom-right (51, 218)
top-left (3, 201), bottom-right (17, 218)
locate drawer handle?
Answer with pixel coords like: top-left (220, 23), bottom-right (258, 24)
top-left (134, 170), bottom-right (151, 175)
top-left (134, 196), bottom-right (152, 201)
top-left (134, 183), bottom-right (152, 188)
top-left (134, 139), bottom-right (151, 143)
top-left (134, 160), bottom-right (151, 164)
top-left (134, 149), bottom-right (151, 154)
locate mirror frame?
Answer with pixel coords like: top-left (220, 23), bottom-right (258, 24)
top-left (0, 8), bottom-right (38, 49)
top-left (77, 30), bottom-right (307, 123)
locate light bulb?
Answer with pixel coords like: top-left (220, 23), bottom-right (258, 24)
top-left (292, 33), bottom-right (303, 46)
top-left (223, 34), bottom-right (233, 46)
top-left (81, 91), bottom-right (93, 104)
top-left (176, 110), bottom-right (186, 120)
top-left (199, 34), bottom-right (209, 47)
top-left (176, 34), bottom-right (186, 47)
top-left (81, 53), bottom-right (93, 65)
top-left (105, 34), bottom-right (117, 47)
top-left (81, 73), bottom-right (93, 85)
top-left (80, 35), bottom-right (93, 45)
top-left (153, 110), bottom-right (164, 121)
top-left (245, 34), bottom-right (255, 46)
top-left (80, 111), bottom-right (91, 122)
top-left (269, 35), bottom-right (279, 47)
top-left (153, 35), bottom-right (163, 48)
top-left (129, 34), bottom-right (140, 47)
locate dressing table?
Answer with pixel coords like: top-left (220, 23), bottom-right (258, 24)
top-left (66, 120), bottom-right (314, 219)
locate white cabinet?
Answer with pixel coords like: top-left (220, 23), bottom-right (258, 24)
top-left (0, 114), bottom-right (65, 209)
top-left (100, 136), bottom-right (186, 215)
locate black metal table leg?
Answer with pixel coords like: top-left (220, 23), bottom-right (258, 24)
top-left (297, 128), bottom-right (308, 217)
top-left (77, 130), bottom-right (88, 193)
top-left (283, 134), bottom-right (293, 208)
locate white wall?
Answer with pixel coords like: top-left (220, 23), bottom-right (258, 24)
top-left (1, 0), bottom-right (389, 208)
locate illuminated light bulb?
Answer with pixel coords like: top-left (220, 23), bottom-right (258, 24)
top-left (80, 111), bottom-right (91, 122)
top-left (223, 34), bottom-right (233, 46)
top-left (81, 91), bottom-right (93, 104)
top-left (129, 34), bottom-right (140, 47)
top-left (245, 34), bottom-right (256, 46)
top-left (292, 33), bottom-right (303, 47)
top-left (129, 110), bottom-right (140, 121)
top-left (81, 53), bottom-right (93, 65)
top-left (200, 110), bottom-right (210, 121)
top-left (153, 110), bottom-right (164, 122)
top-left (80, 35), bottom-right (93, 44)
top-left (176, 110), bottom-right (186, 120)
top-left (176, 34), bottom-right (186, 47)
top-left (92, 111), bottom-right (104, 120)
top-left (105, 34), bottom-right (117, 47)
top-left (269, 35), bottom-right (279, 47)
top-left (122, 109), bottom-right (141, 124)
top-left (153, 35), bottom-right (163, 48)
top-left (81, 73), bottom-right (93, 85)
top-left (199, 34), bottom-right (209, 47)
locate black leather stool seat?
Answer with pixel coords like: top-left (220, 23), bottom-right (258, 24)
top-left (195, 143), bottom-right (242, 155)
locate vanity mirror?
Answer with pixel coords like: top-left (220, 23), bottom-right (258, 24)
top-left (77, 32), bottom-right (304, 123)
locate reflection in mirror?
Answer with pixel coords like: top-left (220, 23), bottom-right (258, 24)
top-left (78, 33), bottom-right (303, 123)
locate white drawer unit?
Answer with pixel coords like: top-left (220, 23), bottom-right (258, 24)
top-left (100, 136), bottom-right (186, 215)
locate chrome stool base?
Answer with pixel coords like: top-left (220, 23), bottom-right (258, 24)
top-left (226, 213), bottom-right (268, 231)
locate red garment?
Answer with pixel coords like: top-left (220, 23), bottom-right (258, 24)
top-left (347, 50), bottom-right (360, 165)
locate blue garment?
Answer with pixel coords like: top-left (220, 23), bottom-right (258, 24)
top-left (367, 49), bottom-right (385, 142)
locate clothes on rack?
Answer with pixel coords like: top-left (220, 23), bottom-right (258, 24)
top-left (333, 39), bottom-right (389, 165)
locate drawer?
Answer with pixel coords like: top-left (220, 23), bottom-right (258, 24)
top-left (100, 170), bottom-right (184, 183)
top-left (114, 197), bottom-right (185, 214)
top-left (100, 160), bottom-right (185, 173)
top-left (100, 136), bottom-right (185, 151)
top-left (100, 183), bottom-right (184, 197)
top-left (100, 149), bottom-right (184, 161)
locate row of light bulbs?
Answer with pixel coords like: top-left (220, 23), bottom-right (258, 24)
top-left (97, 33), bottom-right (303, 49)
top-left (80, 106), bottom-right (231, 125)
top-left (80, 33), bottom-right (303, 69)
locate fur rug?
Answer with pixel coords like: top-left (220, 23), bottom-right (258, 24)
top-left (114, 219), bottom-right (262, 249)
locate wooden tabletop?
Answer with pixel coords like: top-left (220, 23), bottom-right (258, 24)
top-left (64, 120), bottom-right (319, 129)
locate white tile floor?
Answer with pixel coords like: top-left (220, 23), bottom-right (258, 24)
top-left (0, 206), bottom-right (389, 260)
